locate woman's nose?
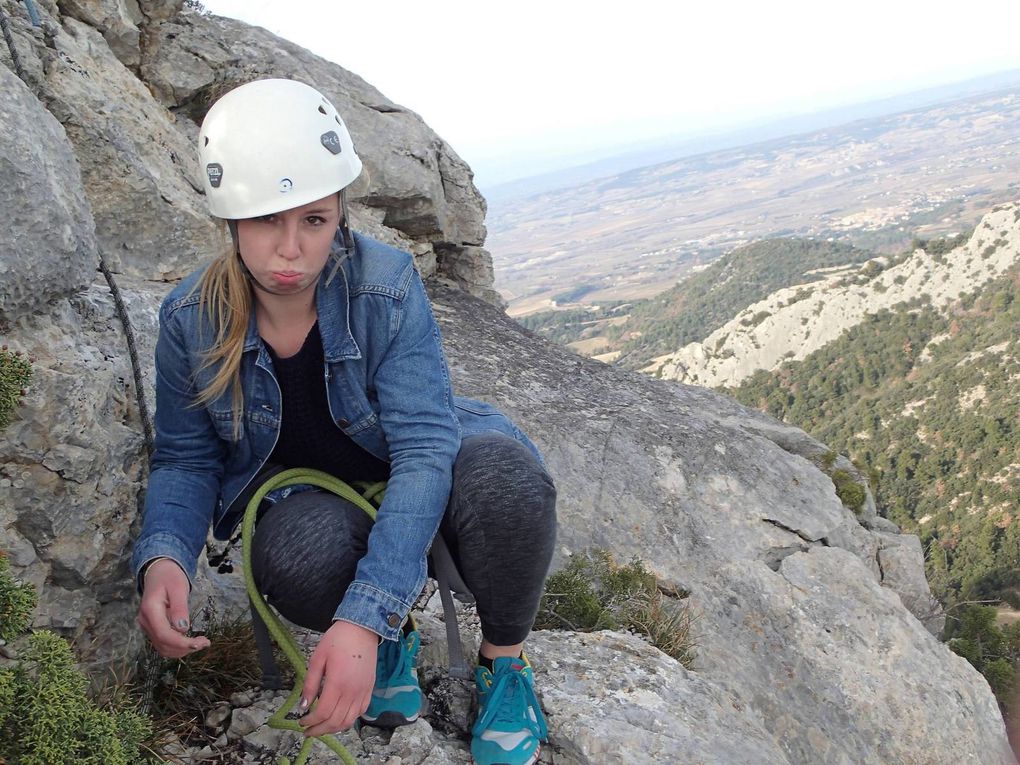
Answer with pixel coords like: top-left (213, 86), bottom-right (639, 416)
top-left (276, 222), bottom-right (301, 259)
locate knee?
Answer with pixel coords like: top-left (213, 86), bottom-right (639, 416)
top-left (452, 433), bottom-right (557, 524)
top-left (251, 491), bottom-right (374, 588)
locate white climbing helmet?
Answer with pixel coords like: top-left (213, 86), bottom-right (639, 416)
top-left (198, 79), bottom-right (362, 219)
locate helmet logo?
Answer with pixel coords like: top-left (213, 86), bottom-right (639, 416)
top-left (321, 131), bottom-right (343, 155)
top-left (206, 163), bottom-right (223, 188)
top-left (279, 178), bottom-right (293, 193)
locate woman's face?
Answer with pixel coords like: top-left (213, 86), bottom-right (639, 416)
top-left (235, 194), bottom-right (342, 297)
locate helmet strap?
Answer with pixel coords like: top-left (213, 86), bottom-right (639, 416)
top-left (325, 189), bottom-right (356, 287)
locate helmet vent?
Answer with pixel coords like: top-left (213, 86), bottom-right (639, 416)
top-left (335, 116), bottom-right (341, 125)
top-left (318, 105), bottom-right (327, 115)
top-left (204, 136), bottom-right (209, 146)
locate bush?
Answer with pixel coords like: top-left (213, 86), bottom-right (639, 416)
top-left (0, 347), bottom-right (32, 430)
top-left (535, 549), bottom-right (695, 665)
top-left (831, 469), bottom-right (867, 514)
top-left (948, 605), bottom-right (1018, 710)
top-left (0, 555), bottom-right (153, 764)
top-left (0, 553), bottom-right (36, 642)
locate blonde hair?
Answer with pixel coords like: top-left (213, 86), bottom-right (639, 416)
top-left (192, 223), bottom-right (252, 438)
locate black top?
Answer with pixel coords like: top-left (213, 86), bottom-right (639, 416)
top-left (265, 322), bottom-right (390, 483)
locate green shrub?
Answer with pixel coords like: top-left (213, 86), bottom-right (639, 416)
top-left (0, 631), bottom-right (152, 764)
top-left (0, 556), bottom-right (154, 764)
top-left (0, 347), bottom-right (32, 430)
top-left (535, 549), bottom-right (695, 665)
top-left (949, 605), bottom-right (1018, 710)
top-left (0, 553), bottom-right (36, 641)
top-left (831, 469), bottom-right (867, 514)
top-left (817, 450), bottom-right (838, 471)
top-left (740, 310), bottom-right (771, 328)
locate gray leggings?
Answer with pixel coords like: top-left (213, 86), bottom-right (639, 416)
top-left (250, 433), bottom-right (557, 646)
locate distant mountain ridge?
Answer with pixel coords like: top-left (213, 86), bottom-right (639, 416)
top-left (491, 80), bottom-right (1020, 314)
top-left (646, 203), bottom-right (1020, 386)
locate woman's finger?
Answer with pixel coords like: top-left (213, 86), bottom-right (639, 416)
top-left (304, 694), bottom-right (357, 737)
top-left (299, 672), bottom-right (342, 732)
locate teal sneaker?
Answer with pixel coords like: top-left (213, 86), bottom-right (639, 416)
top-left (360, 619), bottom-right (425, 728)
top-left (471, 654), bottom-right (548, 765)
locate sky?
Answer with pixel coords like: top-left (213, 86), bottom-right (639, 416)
top-left (200, 0), bottom-right (1020, 189)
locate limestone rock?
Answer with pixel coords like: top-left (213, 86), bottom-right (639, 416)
top-left (530, 630), bottom-right (790, 764)
top-left (648, 203), bottom-right (1020, 386)
top-left (42, 16), bottom-right (215, 279)
top-left (137, 0), bottom-right (182, 22)
top-left (0, 66), bottom-right (95, 321)
top-left (875, 530), bottom-right (944, 634)
top-left (431, 284), bottom-right (1014, 765)
top-left (0, 279), bottom-right (162, 666)
top-left (57, 0), bottom-right (145, 67)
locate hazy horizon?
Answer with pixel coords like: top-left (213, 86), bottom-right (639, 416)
top-left (481, 68), bottom-right (1020, 197)
top-left (198, 0), bottom-right (1020, 189)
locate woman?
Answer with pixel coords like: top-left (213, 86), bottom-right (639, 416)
top-left (132, 78), bottom-right (556, 765)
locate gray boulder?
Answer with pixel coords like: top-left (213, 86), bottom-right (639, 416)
top-left (0, 66), bottom-right (95, 321)
top-left (430, 285), bottom-right (1014, 765)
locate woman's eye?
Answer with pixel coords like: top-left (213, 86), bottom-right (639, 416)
top-left (307, 216), bottom-right (326, 225)
top-left (256, 214), bottom-right (276, 223)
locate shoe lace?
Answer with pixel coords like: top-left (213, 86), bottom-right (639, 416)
top-left (472, 664), bottom-right (548, 739)
top-left (377, 632), bottom-right (416, 686)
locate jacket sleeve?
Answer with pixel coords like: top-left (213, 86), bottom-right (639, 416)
top-left (332, 269), bottom-right (461, 640)
top-left (131, 300), bottom-right (225, 591)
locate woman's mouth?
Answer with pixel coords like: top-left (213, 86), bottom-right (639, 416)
top-left (272, 271), bottom-right (302, 284)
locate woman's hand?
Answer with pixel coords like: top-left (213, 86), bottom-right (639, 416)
top-left (136, 558), bottom-right (210, 658)
top-left (299, 620), bottom-right (379, 736)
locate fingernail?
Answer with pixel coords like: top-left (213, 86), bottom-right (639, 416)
top-left (176, 619), bottom-right (189, 630)
top-left (299, 697), bottom-right (308, 711)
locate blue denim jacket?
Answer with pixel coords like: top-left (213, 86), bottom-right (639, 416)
top-left (132, 232), bottom-right (538, 641)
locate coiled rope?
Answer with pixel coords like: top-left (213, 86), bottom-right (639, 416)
top-left (241, 468), bottom-right (383, 765)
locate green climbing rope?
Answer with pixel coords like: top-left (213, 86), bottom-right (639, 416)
top-left (240, 468), bottom-right (385, 765)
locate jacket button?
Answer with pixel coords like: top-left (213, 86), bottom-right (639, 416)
top-left (337, 418), bottom-right (351, 428)
top-left (386, 613), bottom-right (401, 628)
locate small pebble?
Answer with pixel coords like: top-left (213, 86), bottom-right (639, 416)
top-left (205, 702), bottom-right (231, 731)
top-left (230, 689), bottom-right (255, 707)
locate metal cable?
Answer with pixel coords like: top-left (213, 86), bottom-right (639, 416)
top-left (0, 2), bottom-right (27, 81)
top-left (97, 257), bottom-right (160, 716)
top-left (97, 258), bottom-right (155, 456)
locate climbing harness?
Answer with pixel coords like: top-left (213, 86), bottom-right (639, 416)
top-left (240, 468), bottom-right (475, 765)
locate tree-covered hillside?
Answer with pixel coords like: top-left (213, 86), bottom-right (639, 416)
top-left (614, 238), bottom-right (876, 367)
top-left (728, 267), bottom-right (1020, 609)
top-left (516, 238), bottom-right (875, 364)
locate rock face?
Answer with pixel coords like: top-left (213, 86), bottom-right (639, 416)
top-left (0, 4), bottom-right (1014, 764)
top-left (0, 66), bottom-right (95, 321)
top-left (432, 284), bottom-right (1013, 764)
top-left (645, 204), bottom-right (1020, 386)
